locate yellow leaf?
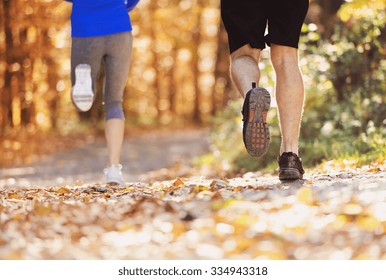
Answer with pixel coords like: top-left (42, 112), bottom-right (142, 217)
top-left (9, 193), bottom-right (20, 200)
top-left (354, 253), bottom-right (374, 260)
top-left (343, 203), bottom-right (363, 216)
top-left (357, 215), bottom-right (380, 231)
top-left (57, 187), bottom-right (70, 194)
top-left (296, 187), bottom-right (314, 205)
top-left (156, 184), bottom-right (166, 189)
top-left (333, 214), bottom-right (349, 230)
top-left (253, 250), bottom-right (287, 260)
top-left (191, 185), bottom-right (208, 193)
top-left (12, 213), bottom-right (24, 221)
top-left (172, 222), bottom-right (186, 238)
top-left (118, 225), bottom-right (134, 232)
top-left (172, 178), bottom-right (185, 187)
top-left (252, 241), bottom-right (288, 259)
top-left (235, 236), bottom-right (255, 251)
top-left (234, 214), bottom-right (254, 230)
top-left (34, 205), bottom-right (52, 216)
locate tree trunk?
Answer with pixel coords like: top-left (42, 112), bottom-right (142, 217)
top-left (168, 47), bottom-right (178, 117)
top-left (2, 0), bottom-right (13, 130)
top-left (317, 0), bottom-right (345, 38)
top-left (213, 19), bottom-right (233, 115)
top-left (192, 1), bottom-right (203, 124)
top-left (0, 1), bottom-right (4, 130)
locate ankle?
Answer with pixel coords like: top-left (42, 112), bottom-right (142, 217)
top-left (108, 163), bottom-right (122, 169)
top-left (280, 147), bottom-right (299, 156)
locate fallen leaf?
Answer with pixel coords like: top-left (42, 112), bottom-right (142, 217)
top-left (9, 193), bottom-right (20, 199)
top-left (296, 187), bottom-right (314, 205)
top-left (356, 214), bottom-right (380, 231)
top-left (343, 203), bottom-right (363, 216)
top-left (118, 225), bottom-right (134, 233)
top-left (56, 187), bottom-right (70, 194)
top-left (172, 178), bottom-right (185, 187)
top-left (34, 205), bottom-right (52, 216)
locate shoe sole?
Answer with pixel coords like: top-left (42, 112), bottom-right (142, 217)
top-left (71, 64), bottom-right (94, 112)
top-left (279, 168), bottom-right (303, 180)
top-left (244, 87), bottom-right (271, 157)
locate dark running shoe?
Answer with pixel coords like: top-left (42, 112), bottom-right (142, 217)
top-left (241, 83), bottom-right (271, 157)
top-left (278, 152), bottom-right (305, 180)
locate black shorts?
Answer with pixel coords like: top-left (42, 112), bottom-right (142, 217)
top-left (221, 0), bottom-right (309, 53)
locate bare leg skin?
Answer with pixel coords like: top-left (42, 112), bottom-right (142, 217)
top-left (105, 118), bottom-right (125, 166)
top-left (270, 44), bottom-right (304, 155)
top-left (230, 44), bottom-right (262, 96)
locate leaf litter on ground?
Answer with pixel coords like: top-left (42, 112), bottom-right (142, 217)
top-left (0, 161), bottom-right (386, 260)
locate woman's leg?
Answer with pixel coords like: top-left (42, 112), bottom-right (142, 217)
top-left (103, 32), bottom-right (133, 167)
top-left (71, 36), bottom-right (104, 102)
top-left (105, 119), bottom-right (125, 166)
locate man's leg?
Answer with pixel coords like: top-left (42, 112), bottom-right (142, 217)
top-left (230, 44), bottom-right (271, 157)
top-left (230, 44), bottom-right (261, 97)
top-left (270, 44), bottom-right (304, 156)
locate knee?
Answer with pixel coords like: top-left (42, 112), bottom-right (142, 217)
top-left (231, 45), bottom-right (261, 65)
top-left (105, 101), bottom-right (124, 120)
top-left (270, 45), bottom-right (299, 71)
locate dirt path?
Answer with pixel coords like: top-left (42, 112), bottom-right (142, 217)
top-left (0, 129), bottom-right (210, 188)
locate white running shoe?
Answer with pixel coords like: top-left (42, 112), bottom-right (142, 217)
top-left (104, 164), bottom-right (125, 186)
top-left (71, 64), bottom-right (94, 112)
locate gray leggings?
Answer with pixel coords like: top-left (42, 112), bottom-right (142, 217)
top-left (71, 32), bottom-right (133, 120)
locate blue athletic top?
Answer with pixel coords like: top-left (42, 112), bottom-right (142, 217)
top-left (65, 0), bottom-right (138, 38)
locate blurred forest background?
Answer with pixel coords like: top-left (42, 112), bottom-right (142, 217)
top-left (0, 0), bottom-right (385, 172)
